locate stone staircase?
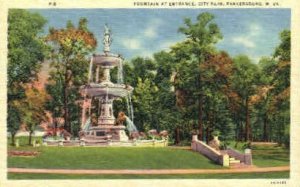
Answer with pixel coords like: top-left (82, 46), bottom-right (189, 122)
top-left (229, 156), bottom-right (240, 164)
top-left (191, 136), bottom-right (252, 167)
top-left (219, 149), bottom-right (252, 168)
top-left (228, 156), bottom-right (244, 168)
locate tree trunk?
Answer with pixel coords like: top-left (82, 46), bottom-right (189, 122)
top-left (198, 96), bottom-right (203, 141)
top-left (63, 65), bottom-right (71, 133)
top-left (239, 121), bottom-right (244, 141)
top-left (11, 134), bottom-right (15, 146)
top-left (54, 117), bottom-right (57, 136)
top-left (206, 111), bottom-right (212, 143)
top-left (206, 127), bottom-right (210, 144)
top-left (263, 115), bottom-right (268, 142)
top-left (175, 127), bottom-right (180, 145)
top-left (245, 98), bottom-right (251, 141)
top-left (28, 131), bottom-right (33, 145)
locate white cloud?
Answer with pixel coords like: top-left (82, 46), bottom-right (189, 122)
top-left (144, 27), bottom-right (157, 38)
top-left (232, 37), bottom-right (255, 48)
top-left (230, 23), bottom-right (262, 49)
top-left (249, 23), bottom-right (262, 36)
top-left (121, 38), bottom-right (141, 50)
top-left (143, 19), bottom-right (163, 39)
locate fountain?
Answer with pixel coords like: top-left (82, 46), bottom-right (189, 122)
top-left (79, 25), bottom-right (135, 142)
top-left (43, 25), bottom-right (168, 147)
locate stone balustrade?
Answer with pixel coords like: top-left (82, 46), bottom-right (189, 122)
top-left (191, 135), bottom-right (229, 167)
top-left (191, 135), bottom-right (252, 166)
top-left (226, 148), bottom-right (252, 165)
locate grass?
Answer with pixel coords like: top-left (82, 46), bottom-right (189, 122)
top-left (7, 171), bottom-right (289, 179)
top-left (7, 137), bottom-right (290, 179)
top-left (252, 144), bottom-right (290, 167)
top-left (8, 146), bottom-right (222, 169)
top-left (224, 141), bottom-right (289, 167)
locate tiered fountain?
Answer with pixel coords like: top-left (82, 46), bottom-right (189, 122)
top-left (43, 25), bottom-right (168, 147)
top-left (80, 25), bottom-right (135, 143)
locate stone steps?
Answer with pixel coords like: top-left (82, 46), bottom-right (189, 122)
top-left (229, 162), bottom-right (253, 169)
top-left (229, 157), bottom-right (241, 165)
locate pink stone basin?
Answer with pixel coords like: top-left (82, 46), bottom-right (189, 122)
top-left (81, 83), bottom-right (133, 98)
top-left (93, 54), bottom-right (122, 67)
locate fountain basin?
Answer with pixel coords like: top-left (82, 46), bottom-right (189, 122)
top-left (81, 83), bottom-right (133, 98)
top-left (93, 54), bottom-right (122, 67)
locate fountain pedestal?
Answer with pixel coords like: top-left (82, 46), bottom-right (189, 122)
top-left (84, 125), bottom-right (128, 142)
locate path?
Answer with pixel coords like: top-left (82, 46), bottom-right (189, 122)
top-left (8, 166), bottom-right (289, 175)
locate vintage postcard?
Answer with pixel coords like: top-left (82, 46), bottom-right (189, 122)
top-left (0, 0), bottom-right (299, 186)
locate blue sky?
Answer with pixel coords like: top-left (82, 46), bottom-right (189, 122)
top-left (30, 9), bottom-right (290, 63)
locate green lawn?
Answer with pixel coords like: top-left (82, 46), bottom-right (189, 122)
top-left (225, 141), bottom-right (289, 167)
top-left (7, 137), bottom-right (289, 179)
top-left (252, 144), bottom-right (290, 167)
top-left (8, 171), bottom-right (289, 179)
top-left (8, 146), bottom-right (222, 169)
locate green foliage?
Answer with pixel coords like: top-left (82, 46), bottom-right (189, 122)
top-left (45, 18), bottom-right (97, 133)
top-left (274, 30), bottom-right (290, 62)
top-left (132, 78), bottom-right (158, 131)
top-left (211, 130), bottom-right (220, 137)
top-left (7, 9), bottom-right (47, 144)
top-left (7, 105), bottom-right (21, 145)
top-left (8, 9), bottom-right (47, 90)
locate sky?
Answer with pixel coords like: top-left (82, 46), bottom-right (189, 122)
top-left (30, 9), bottom-right (290, 63)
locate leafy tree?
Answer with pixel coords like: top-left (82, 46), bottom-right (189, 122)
top-left (174, 12), bottom-right (223, 141)
top-left (270, 30), bottom-right (290, 146)
top-left (252, 57), bottom-right (277, 141)
top-left (230, 55), bottom-right (259, 141)
top-left (13, 85), bottom-right (50, 145)
top-left (200, 52), bottom-right (235, 141)
top-left (7, 105), bottom-right (21, 145)
top-left (152, 51), bottom-right (184, 143)
top-left (45, 18), bottom-right (97, 134)
top-left (7, 9), bottom-right (47, 143)
top-left (132, 78), bottom-right (158, 132)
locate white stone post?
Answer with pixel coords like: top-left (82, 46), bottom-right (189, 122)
top-left (192, 135), bottom-right (198, 142)
top-left (244, 148), bottom-right (252, 165)
top-left (222, 154), bottom-right (230, 167)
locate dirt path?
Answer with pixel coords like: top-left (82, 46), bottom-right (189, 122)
top-left (8, 166), bottom-right (289, 175)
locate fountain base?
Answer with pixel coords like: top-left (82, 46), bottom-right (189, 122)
top-left (82, 125), bottom-right (128, 142)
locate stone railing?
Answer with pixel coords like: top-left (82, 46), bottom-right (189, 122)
top-left (226, 148), bottom-right (252, 165)
top-left (191, 135), bottom-right (229, 167)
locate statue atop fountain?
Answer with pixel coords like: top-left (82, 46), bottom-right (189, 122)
top-left (80, 25), bottom-right (135, 142)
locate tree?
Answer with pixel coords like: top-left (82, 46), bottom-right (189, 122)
top-left (132, 78), bottom-right (158, 132)
top-left (13, 84), bottom-right (50, 145)
top-left (270, 30), bottom-right (290, 146)
top-left (7, 9), bottom-right (47, 143)
top-left (200, 51), bottom-right (235, 141)
top-left (7, 105), bottom-right (21, 145)
top-left (252, 57), bottom-right (277, 141)
top-left (174, 12), bottom-right (223, 141)
top-left (45, 18), bottom-right (97, 134)
top-left (230, 55), bottom-right (259, 141)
